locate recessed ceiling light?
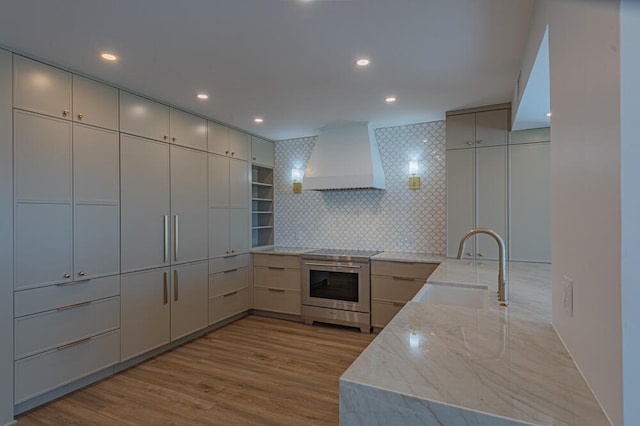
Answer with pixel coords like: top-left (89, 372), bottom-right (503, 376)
top-left (546, 112), bottom-right (552, 117)
top-left (355, 58), bottom-right (370, 67)
top-left (196, 93), bottom-right (209, 100)
top-left (100, 53), bottom-right (118, 62)
top-left (254, 117), bottom-right (264, 124)
top-left (385, 96), bottom-right (397, 103)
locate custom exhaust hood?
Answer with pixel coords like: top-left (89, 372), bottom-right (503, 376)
top-left (302, 122), bottom-right (386, 191)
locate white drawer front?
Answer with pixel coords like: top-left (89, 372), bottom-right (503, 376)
top-left (253, 266), bottom-right (301, 291)
top-left (209, 254), bottom-right (249, 274)
top-left (371, 261), bottom-right (438, 280)
top-left (371, 276), bottom-right (425, 303)
top-left (371, 300), bottom-right (405, 329)
top-left (15, 275), bottom-right (120, 317)
top-left (15, 296), bottom-right (120, 359)
top-left (15, 330), bottom-right (120, 404)
top-left (252, 253), bottom-right (300, 269)
top-left (253, 287), bottom-right (300, 315)
top-left (208, 268), bottom-right (248, 298)
top-left (208, 288), bottom-right (249, 325)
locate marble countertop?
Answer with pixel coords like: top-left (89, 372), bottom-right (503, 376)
top-left (372, 251), bottom-right (444, 263)
top-left (341, 259), bottom-right (609, 426)
top-left (250, 246), bottom-right (316, 255)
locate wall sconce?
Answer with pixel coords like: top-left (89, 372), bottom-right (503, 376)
top-left (408, 161), bottom-right (420, 190)
top-left (291, 168), bottom-right (302, 193)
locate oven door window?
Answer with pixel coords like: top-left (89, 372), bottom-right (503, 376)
top-left (309, 270), bottom-right (358, 302)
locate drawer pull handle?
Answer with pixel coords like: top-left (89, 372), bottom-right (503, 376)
top-left (223, 290), bottom-right (239, 298)
top-left (465, 140), bottom-right (473, 145)
top-left (392, 302), bottom-right (405, 307)
top-left (62, 109), bottom-right (70, 117)
top-left (163, 272), bottom-right (168, 305)
top-left (64, 273), bottom-right (71, 279)
top-left (77, 113), bottom-right (84, 120)
top-left (268, 288), bottom-right (285, 293)
top-left (392, 276), bottom-right (415, 281)
top-left (57, 301), bottom-right (91, 311)
top-left (57, 337), bottom-right (91, 351)
top-left (224, 268), bottom-right (239, 274)
top-left (174, 215), bottom-right (179, 261)
top-left (172, 136), bottom-right (176, 142)
top-left (174, 270), bottom-right (179, 301)
top-left (268, 266), bottom-right (285, 270)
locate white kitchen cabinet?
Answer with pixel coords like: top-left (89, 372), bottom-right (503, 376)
top-left (13, 55), bottom-right (72, 120)
top-left (170, 146), bottom-right (208, 264)
top-left (170, 108), bottom-right (207, 151)
top-left (119, 91), bottom-right (170, 143)
top-left (72, 75), bottom-right (118, 130)
top-left (208, 121), bottom-right (250, 161)
top-left (120, 268), bottom-right (171, 361)
top-left (209, 208), bottom-right (249, 258)
top-left (170, 261), bottom-right (208, 340)
top-left (251, 136), bottom-right (274, 167)
top-left (252, 254), bottom-right (301, 315)
top-left (446, 149), bottom-right (475, 258)
top-left (120, 134), bottom-right (171, 273)
top-left (208, 154), bottom-right (249, 209)
top-left (509, 140), bottom-right (551, 262)
top-left (445, 108), bottom-right (509, 150)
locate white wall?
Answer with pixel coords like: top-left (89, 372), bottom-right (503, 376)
top-left (620, 1), bottom-right (640, 424)
top-left (524, 1), bottom-right (624, 425)
top-left (0, 49), bottom-right (14, 425)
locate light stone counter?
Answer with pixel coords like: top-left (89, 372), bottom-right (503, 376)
top-left (372, 251), bottom-right (444, 263)
top-left (340, 259), bottom-right (609, 426)
top-left (250, 246), bottom-right (317, 255)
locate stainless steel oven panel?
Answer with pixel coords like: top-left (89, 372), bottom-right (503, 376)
top-left (301, 259), bottom-right (370, 313)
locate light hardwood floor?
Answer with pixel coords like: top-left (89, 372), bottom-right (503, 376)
top-left (16, 315), bottom-right (375, 425)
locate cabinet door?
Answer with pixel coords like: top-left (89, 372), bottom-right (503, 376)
top-left (229, 158), bottom-right (249, 208)
top-left (446, 149), bottom-right (475, 258)
top-left (476, 146), bottom-right (507, 260)
top-left (229, 208), bottom-right (249, 255)
top-left (74, 204), bottom-right (119, 279)
top-left (13, 55), bottom-right (71, 120)
top-left (209, 154), bottom-right (230, 208)
top-left (170, 261), bottom-right (208, 341)
top-left (72, 75), bottom-right (119, 130)
top-left (445, 113), bottom-right (475, 150)
top-left (475, 109), bottom-right (508, 147)
top-left (120, 135), bottom-right (171, 273)
top-left (209, 208), bottom-right (230, 258)
top-left (509, 142), bottom-right (551, 262)
top-left (207, 121), bottom-right (229, 156)
top-left (251, 136), bottom-right (274, 167)
top-left (170, 108), bottom-right (207, 151)
top-left (119, 91), bottom-right (170, 142)
top-left (120, 268), bottom-right (171, 361)
top-left (229, 129), bottom-right (250, 161)
top-left (171, 146), bottom-right (208, 264)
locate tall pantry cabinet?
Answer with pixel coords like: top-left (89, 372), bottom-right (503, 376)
top-left (119, 93), bottom-right (209, 361)
top-left (12, 55), bottom-right (121, 409)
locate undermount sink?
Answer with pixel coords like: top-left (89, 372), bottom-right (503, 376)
top-left (413, 283), bottom-right (489, 309)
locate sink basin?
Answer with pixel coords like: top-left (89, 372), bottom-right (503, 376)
top-left (413, 283), bottom-right (489, 309)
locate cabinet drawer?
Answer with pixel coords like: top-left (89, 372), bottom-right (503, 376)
top-left (371, 261), bottom-right (438, 280)
top-left (253, 253), bottom-right (300, 269)
top-left (208, 288), bottom-right (249, 325)
top-left (14, 275), bottom-right (120, 317)
top-left (253, 287), bottom-right (300, 315)
top-left (209, 267), bottom-right (248, 298)
top-left (253, 266), bottom-right (300, 291)
top-left (371, 300), bottom-right (405, 329)
top-left (209, 254), bottom-right (249, 274)
top-left (371, 276), bottom-right (425, 303)
top-left (15, 329), bottom-right (120, 404)
top-left (15, 296), bottom-right (120, 360)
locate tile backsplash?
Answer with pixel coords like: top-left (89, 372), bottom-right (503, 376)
top-left (274, 121), bottom-right (446, 253)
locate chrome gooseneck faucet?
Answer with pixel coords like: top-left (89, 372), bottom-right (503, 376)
top-left (457, 228), bottom-right (508, 306)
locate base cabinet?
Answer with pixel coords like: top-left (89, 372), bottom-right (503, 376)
top-left (208, 255), bottom-right (249, 324)
top-left (371, 261), bottom-right (438, 329)
top-left (252, 254), bottom-right (301, 315)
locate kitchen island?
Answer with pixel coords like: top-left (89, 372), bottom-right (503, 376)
top-left (340, 257), bottom-right (609, 425)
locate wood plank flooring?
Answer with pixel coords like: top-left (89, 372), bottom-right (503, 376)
top-left (16, 315), bottom-right (375, 425)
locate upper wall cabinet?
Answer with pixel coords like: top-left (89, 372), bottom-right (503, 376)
top-left (251, 136), bottom-right (274, 168)
top-left (446, 108), bottom-right (509, 150)
top-left (170, 108), bottom-right (207, 151)
top-left (119, 91), bottom-right (170, 142)
top-left (13, 55), bottom-right (72, 120)
top-left (72, 75), bottom-right (118, 131)
top-left (208, 121), bottom-right (250, 161)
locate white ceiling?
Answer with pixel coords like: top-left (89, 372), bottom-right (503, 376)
top-left (0, 0), bottom-right (535, 140)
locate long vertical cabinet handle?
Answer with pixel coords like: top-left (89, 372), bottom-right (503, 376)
top-left (163, 215), bottom-right (170, 263)
top-left (163, 272), bottom-right (168, 305)
top-left (173, 269), bottom-right (179, 301)
top-left (174, 215), bottom-right (179, 262)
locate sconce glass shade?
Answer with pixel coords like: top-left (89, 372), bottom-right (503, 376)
top-left (409, 160), bottom-right (419, 175)
top-left (291, 168), bottom-right (302, 182)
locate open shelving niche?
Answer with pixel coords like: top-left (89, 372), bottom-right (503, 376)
top-left (251, 165), bottom-right (274, 248)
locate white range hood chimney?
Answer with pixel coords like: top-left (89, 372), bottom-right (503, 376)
top-left (303, 122), bottom-right (386, 191)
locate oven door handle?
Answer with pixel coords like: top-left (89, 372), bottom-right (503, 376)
top-left (304, 262), bottom-right (362, 269)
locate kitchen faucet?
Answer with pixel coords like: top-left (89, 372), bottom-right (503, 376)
top-left (457, 228), bottom-right (508, 306)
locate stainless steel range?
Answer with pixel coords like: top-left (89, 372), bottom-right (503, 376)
top-left (301, 249), bottom-right (381, 333)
